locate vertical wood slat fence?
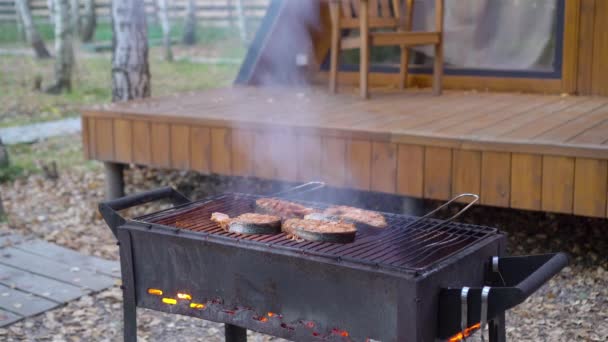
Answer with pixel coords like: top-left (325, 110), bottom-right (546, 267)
top-left (0, 0), bottom-right (269, 25)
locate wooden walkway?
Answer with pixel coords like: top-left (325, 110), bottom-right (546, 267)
top-left (0, 234), bottom-right (119, 327)
top-left (82, 86), bottom-right (608, 218)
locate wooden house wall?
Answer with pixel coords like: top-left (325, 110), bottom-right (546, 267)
top-left (243, 0), bottom-right (608, 96)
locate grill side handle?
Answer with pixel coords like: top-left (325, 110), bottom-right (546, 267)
top-left (437, 252), bottom-right (569, 339)
top-left (98, 187), bottom-right (190, 237)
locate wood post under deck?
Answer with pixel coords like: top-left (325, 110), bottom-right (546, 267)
top-left (104, 162), bottom-right (125, 200)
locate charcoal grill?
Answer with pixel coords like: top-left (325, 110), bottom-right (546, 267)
top-left (99, 183), bottom-right (568, 342)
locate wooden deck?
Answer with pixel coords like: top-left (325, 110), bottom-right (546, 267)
top-left (0, 234), bottom-right (119, 327)
top-left (82, 86), bottom-right (608, 218)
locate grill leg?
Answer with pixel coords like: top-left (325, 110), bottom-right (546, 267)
top-left (104, 162), bottom-right (125, 200)
top-left (225, 324), bottom-right (247, 342)
top-left (118, 230), bottom-right (138, 342)
top-left (489, 312), bottom-right (506, 342)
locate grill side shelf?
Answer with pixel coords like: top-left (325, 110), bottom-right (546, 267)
top-left (437, 253), bottom-right (569, 339)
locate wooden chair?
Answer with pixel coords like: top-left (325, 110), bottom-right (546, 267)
top-left (328, 0), bottom-right (445, 98)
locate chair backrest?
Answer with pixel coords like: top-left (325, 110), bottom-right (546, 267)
top-left (335, 0), bottom-right (443, 33)
top-left (337, 0), bottom-right (401, 29)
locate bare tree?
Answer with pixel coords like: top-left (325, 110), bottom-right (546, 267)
top-left (15, 0), bottom-right (52, 58)
top-left (14, 1), bottom-right (25, 42)
top-left (70, 0), bottom-right (80, 36)
top-left (156, 0), bottom-right (173, 61)
top-left (234, 0), bottom-right (247, 43)
top-left (182, 0), bottom-right (197, 45)
top-left (47, 0), bottom-right (55, 22)
top-left (46, 0), bottom-right (74, 93)
top-left (80, 0), bottom-right (96, 42)
top-left (112, 0), bottom-right (150, 101)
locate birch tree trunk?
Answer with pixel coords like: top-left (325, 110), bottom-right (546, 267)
top-left (182, 0), bottom-right (197, 45)
top-left (47, 0), bottom-right (74, 93)
top-left (234, 0), bottom-right (247, 43)
top-left (80, 0), bottom-right (96, 42)
top-left (70, 0), bottom-right (80, 36)
top-left (112, 0), bottom-right (150, 101)
top-left (156, 0), bottom-right (173, 61)
top-left (47, 0), bottom-right (55, 22)
top-left (14, 1), bottom-right (25, 42)
top-left (15, 0), bottom-right (52, 58)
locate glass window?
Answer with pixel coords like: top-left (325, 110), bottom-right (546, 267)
top-left (340, 0), bottom-right (563, 77)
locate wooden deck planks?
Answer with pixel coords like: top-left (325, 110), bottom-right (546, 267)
top-left (94, 118), bottom-right (114, 161)
top-left (0, 308), bottom-right (22, 327)
top-left (190, 126), bottom-right (211, 173)
top-left (451, 150), bottom-right (481, 199)
top-left (0, 235), bottom-right (120, 327)
top-left (396, 144), bottom-right (424, 197)
top-left (132, 121), bottom-right (152, 165)
top-left (113, 119), bottom-right (133, 163)
top-left (480, 152), bottom-right (511, 207)
top-left (211, 128), bottom-right (232, 175)
top-left (0, 247), bottom-right (115, 292)
top-left (14, 240), bottom-right (120, 278)
top-left (511, 154), bottom-right (543, 210)
top-left (170, 125), bottom-right (191, 170)
top-left (500, 98), bottom-right (607, 140)
top-left (0, 264), bottom-right (87, 303)
top-left (321, 137), bottom-right (347, 187)
top-left (370, 142), bottom-right (397, 193)
top-left (151, 123), bottom-right (171, 168)
top-left (573, 158), bottom-right (608, 217)
top-left (82, 87), bottom-right (608, 218)
top-left (297, 134), bottom-right (323, 182)
top-left (0, 284), bottom-right (58, 318)
top-left (424, 147), bottom-right (452, 200)
top-left (542, 156), bottom-right (576, 214)
top-left (535, 103), bottom-right (608, 143)
top-left (231, 130), bottom-right (254, 177)
top-left (346, 139), bottom-right (372, 190)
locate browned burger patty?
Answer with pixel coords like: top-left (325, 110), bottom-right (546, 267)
top-left (323, 206), bottom-right (387, 228)
top-left (255, 198), bottom-right (315, 219)
top-left (282, 218), bottom-right (356, 243)
top-left (210, 212), bottom-right (281, 235)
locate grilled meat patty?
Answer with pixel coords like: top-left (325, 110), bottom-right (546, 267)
top-left (255, 198), bottom-right (315, 219)
top-left (211, 212), bottom-right (282, 235)
top-left (210, 212), bottom-right (231, 230)
top-left (282, 218), bottom-right (356, 243)
top-left (323, 206), bottom-right (387, 228)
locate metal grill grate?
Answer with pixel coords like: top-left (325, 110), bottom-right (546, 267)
top-left (137, 194), bottom-right (497, 272)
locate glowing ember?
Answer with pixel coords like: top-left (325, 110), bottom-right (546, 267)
top-left (177, 293), bottom-right (192, 300)
top-left (162, 298), bottom-right (177, 305)
top-left (267, 312), bottom-right (276, 317)
top-left (190, 303), bottom-right (205, 309)
top-left (448, 323), bottom-right (481, 342)
top-left (147, 288), bottom-right (163, 296)
top-left (258, 317), bottom-right (269, 323)
top-left (332, 329), bottom-right (349, 337)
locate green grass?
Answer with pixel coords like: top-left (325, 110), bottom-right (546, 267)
top-left (0, 51), bottom-right (239, 128)
top-left (0, 18), bottom-right (247, 47)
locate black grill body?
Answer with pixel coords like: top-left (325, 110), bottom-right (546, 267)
top-left (100, 187), bottom-right (567, 342)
